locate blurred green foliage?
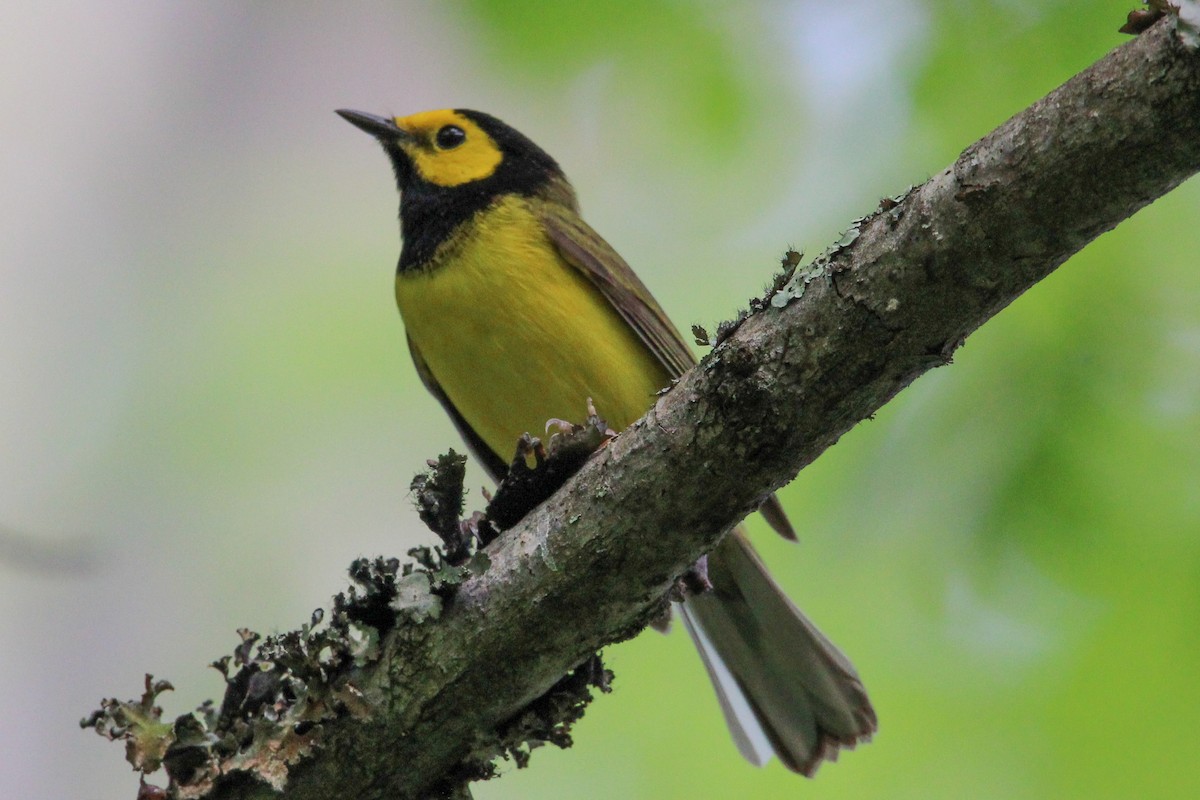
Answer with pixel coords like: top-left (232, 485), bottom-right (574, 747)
top-left (461, 0), bottom-right (753, 154)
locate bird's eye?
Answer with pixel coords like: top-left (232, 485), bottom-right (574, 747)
top-left (435, 125), bottom-right (466, 150)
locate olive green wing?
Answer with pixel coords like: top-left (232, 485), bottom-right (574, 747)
top-left (537, 200), bottom-right (696, 380)
top-left (536, 200), bottom-right (796, 541)
top-left (406, 334), bottom-right (509, 483)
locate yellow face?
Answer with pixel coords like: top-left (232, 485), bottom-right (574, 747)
top-left (391, 109), bottom-right (503, 187)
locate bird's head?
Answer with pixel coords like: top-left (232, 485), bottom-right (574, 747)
top-left (337, 108), bottom-right (562, 194)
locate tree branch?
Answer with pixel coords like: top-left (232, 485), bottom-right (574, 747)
top-left (87, 17), bottom-right (1200, 800)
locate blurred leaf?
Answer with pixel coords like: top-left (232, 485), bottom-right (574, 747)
top-left (460, 0), bottom-right (752, 153)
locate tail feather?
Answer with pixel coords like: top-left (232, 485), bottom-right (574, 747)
top-left (681, 529), bottom-right (876, 775)
top-left (758, 493), bottom-right (798, 541)
top-left (678, 603), bottom-right (773, 766)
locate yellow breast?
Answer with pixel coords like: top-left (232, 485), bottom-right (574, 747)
top-left (395, 194), bottom-right (670, 460)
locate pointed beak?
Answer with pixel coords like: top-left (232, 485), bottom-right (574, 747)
top-left (336, 109), bottom-right (412, 143)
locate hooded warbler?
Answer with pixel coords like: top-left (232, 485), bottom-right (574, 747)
top-left (337, 107), bottom-right (876, 775)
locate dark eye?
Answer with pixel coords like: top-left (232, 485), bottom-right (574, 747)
top-left (435, 125), bottom-right (466, 150)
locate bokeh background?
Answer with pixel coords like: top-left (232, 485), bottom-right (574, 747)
top-left (3, 1), bottom-right (1198, 798)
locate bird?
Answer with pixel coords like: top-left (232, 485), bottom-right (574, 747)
top-left (336, 107), bottom-right (876, 775)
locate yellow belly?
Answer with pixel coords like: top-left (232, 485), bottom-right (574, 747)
top-left (395, 195), bottom-right (671, 460)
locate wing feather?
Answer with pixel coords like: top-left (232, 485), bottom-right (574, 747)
top-left (537, 201), bottom-right (696, 379)
top-left (537, 199), bottom-right (796, 540)
top-left (407, 334), bottom-right (509, 482)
